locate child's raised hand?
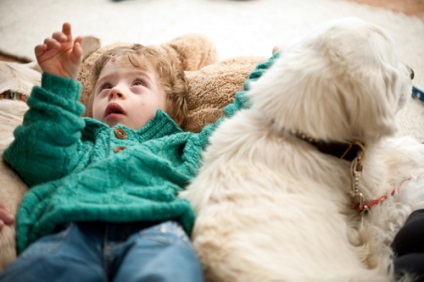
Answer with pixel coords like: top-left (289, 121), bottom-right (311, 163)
top-left (0, 203), bottom-right (15, 231)
top-left (35, 23), bottom-right (83, 79)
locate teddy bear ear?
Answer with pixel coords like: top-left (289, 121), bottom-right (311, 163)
top-left (160, 33), bottom-right (219, 71)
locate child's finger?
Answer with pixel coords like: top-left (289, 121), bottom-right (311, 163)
top-left (34, 44), bottom-right (47, 57)
top-left (52, 31), bottom-right (67, 43)
top-left (75, 36), bottom-right (83, 49)
top-left (76, 36), bottom-right (83, 44)
top-left (44, 38), bottom-right (60, 49)
top-left (71, 37), bottom-right (83, 63)
top-left (62, 22), bottom-right (72, 42)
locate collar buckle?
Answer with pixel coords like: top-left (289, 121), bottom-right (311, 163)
top-left (350, 156), bottom-right (366, 211)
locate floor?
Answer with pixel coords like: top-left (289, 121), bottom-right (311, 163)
top-left (0, 0), bottom-right (423, 63)
top-left (353, 0), bottom-right (424, 17)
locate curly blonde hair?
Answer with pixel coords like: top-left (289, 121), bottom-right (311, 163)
top-left (86, 44), bottom-right (189, 127)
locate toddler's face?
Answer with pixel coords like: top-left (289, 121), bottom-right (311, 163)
top-left (92, 59), bottom-right (168, 130)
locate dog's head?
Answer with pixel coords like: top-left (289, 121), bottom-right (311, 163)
top-left (249, 17), bottom-right (413, 144)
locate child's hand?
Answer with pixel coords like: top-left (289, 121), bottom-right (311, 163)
top-left (0, 203), bottom-right (15, 231)
top-left (35, 22), bottom-right (83, 79)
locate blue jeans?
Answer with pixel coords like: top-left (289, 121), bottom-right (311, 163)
top-left (0, 221), bottom-right (204, 282)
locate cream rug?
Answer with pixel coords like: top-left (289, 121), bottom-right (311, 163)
top-left (0, 0), bottom-right (423, 139)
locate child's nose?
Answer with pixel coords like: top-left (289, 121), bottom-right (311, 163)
top-left (108, 86), bottom-right (126, 100)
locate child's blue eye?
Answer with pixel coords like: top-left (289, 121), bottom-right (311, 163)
top-left (133, 80), bottom-right (145, 86)
top-left (101, 83), bottom-right (112, 90)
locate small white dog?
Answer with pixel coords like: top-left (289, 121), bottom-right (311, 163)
top-left (183, 18), bottom-right (424, 282)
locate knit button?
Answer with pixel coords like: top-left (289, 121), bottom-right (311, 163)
top-left (114, 146), bottom-right (126, 153)
top-left (114, 128), bottom-right (127, 139)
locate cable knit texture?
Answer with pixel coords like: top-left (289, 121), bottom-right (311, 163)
top-left (3, 53), bottom-right (278, 254)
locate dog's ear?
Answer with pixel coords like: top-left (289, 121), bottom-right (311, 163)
top-left (332, 65), bottom-right (400, 142)
top-left (328, 24), bottom-right (412, 143)
top-left (249, 18), bottom-right (409, 144)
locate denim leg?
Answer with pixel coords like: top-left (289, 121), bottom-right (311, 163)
top-left (0, 223), bottom-right (106, 282)
top-left (112, 221), bottom-right (204, 282)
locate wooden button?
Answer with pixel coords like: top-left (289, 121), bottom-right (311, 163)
top-left (114, 128), bottom-right (127, 139)
top-left (114, 146), bottom-right (126, 153)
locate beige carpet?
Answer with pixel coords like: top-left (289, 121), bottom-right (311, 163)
top-left (0, 0), bottom-right (423, 139)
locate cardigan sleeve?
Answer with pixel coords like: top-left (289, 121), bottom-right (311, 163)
top-left (3, 73), bottom-right (86, 188)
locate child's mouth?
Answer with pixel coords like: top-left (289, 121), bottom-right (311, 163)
top-left (105, 103), bottom-right (126, 118)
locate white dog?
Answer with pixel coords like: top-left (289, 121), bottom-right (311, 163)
top-left (183, 18), bottom-right (424, 282)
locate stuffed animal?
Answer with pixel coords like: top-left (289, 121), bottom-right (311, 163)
top-left (0, 33), bottom-right (267, 270)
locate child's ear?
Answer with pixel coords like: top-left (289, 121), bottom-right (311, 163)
top-left (175, 116), bottom-right (182, 127)
top-left (159, 34), bottom-right (219, 71)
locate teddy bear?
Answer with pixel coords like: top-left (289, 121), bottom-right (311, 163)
top-left (0, 33), bottom-right (267, 270)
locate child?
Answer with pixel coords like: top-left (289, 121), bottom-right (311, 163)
top-left (0, 22), bottom-right (202, 282)
top-left (0, 23), bottom-right (277, 281)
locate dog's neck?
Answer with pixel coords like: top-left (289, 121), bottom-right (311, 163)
top-left (266, 117), bottom-right (399, 213)
top-left (289, 129), bottom-right (365, 161)
top-left (289, 128), bottom-right (399, 213)
top-left (263, 114), bottom-right (365, 161)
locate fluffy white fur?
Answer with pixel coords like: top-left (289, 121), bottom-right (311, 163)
top-left (183, 18), bottom-right (424, 282)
